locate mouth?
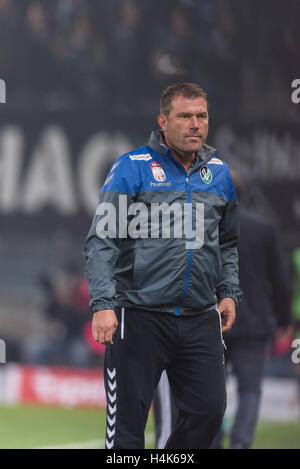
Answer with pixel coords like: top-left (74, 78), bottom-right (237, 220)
top-left (186, 135), bottom-right (202, 140)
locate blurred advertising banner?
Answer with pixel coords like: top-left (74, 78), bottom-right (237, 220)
top-left (0, 112), bottom-right (136, 238)
top-left (0, 365), bottom-right (298, 420)
top-left (0, 364), bottom-right (106, 408)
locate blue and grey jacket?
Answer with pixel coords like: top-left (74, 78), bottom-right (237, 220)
top-left (84, 130), bottom-right (242, 316)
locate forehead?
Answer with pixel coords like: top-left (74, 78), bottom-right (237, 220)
top-left (170, 96), bottom-right (208, 115)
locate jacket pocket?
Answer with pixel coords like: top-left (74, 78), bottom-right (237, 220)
top-left (132, 238), bottom-right (187, 294)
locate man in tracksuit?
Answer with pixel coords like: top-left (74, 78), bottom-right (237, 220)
top-left (83, 82), bottom-right (242, 449)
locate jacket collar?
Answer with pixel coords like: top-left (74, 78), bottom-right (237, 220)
top-left (148, 130), bottom-right (217, 165)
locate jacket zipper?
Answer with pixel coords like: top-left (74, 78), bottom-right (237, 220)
top-left (174, 150), bottom-right (218, 315)
top-left (175, 174), bottom-right (193, 316)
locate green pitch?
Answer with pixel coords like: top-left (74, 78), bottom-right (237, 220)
top-left (0, 405), bottom-right (154, 449)
top-left (0, 405), bottom-right (299, 449)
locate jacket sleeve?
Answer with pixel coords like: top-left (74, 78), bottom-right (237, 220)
top-left (83, 157), bottom-right (139, 313)
top-left (216, 167), bottom-right (243, 305)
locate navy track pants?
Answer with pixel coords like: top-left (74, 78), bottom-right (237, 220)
top-left (104, 307), bottom-right (226, 449)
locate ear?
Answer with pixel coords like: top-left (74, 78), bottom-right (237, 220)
top-left (157, 114), bottom-right (167, 132)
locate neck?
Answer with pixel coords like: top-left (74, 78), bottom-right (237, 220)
top-left (162, 134), bottom-right (197, 171)
top-left (167, 145), bottom-right (196, 172)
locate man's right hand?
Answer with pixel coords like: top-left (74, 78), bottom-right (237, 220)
top-left (92, 310), bottom-right (118, 345)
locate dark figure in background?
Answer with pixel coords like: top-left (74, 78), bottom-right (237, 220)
top-left (211, 171), bottom-right (291, 448)
top-left (154, 170), bottom-right (291, 449)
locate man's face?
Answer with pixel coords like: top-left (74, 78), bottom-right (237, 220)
top-left (158, 96), bottom-right (209, 155)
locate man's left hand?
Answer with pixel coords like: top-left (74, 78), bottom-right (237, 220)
top-left (218, 297), bottom-right (236, 333)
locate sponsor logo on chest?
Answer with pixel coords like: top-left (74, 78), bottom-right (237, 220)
top-left (150, 162), bottom-right (166, 182)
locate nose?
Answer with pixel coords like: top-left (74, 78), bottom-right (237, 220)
top-left (190, 116), bottom-right (199, 129)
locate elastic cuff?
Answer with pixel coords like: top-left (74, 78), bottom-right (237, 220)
top-left (90, 301), bottom-right (115, 314)
top-left (217, 288), bottom-right (243, 306)
top-left (218, 295), bottom-right (238, 306)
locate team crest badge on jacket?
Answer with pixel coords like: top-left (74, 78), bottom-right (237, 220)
top-left (200, 165), bottom-right (212, 184)
top-left (150, 162), bottom-right (166, 182)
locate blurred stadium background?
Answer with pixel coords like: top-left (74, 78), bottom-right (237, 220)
top-left (0, 0), bottom-right (300, 449)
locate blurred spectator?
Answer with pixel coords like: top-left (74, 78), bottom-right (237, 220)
top-left (150, 5), bottom-right (195, 86)
top-left (239, 0), bottom-right (279, 88)
top-left (110, 0), bottom-right (147, 113)
top-left (0, 0), bottom-right (20, 91)
top-left (279, 0), bottom-right (300, 85)
top-left (75, 275), bottom-right (105, 363)
top-left (1, 335), bottom-right (21, 363)
top-left (205, 2), bottom-right (242, 116)
top-left (53, 12), bottom-right (108, 108)
top-left (292, 248), bottom-right (300, 404)
top-left (293, 249), bottom-right (300, 334)
top-left (54, 0), bottom-right (88, 31)
top-left (15, 1), bottom-right (57, 108)
top-left (22, 264), bottom-right (104, 368)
